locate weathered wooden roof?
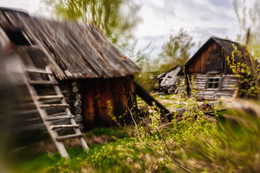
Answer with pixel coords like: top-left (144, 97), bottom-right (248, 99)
top-left (156, 65), bottom-right (183, 80)
top-left (185, 37), bottom-right (251, 68)
top-left (159, 66), bottom-right (182, 87)
top-left (0, 7), bottom-right (140, 79)
top-left (212, 37), bottom-right (248, 62)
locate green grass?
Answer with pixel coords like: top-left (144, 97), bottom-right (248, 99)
top-left (6, 98), bottom-right (260, 173)
top-left (13, 137), bottom-right (155, 173)
top-left (86, 127), bottom-right (127, 138)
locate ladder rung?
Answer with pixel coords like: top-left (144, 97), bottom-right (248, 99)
top-left (35, 95), bottom-right (64, 100)
top-left (47, 112), bottom-right (67, 116)
top-left (40, 104), bottom-right (69, 108)
top-left (44, 115), bottom-right (74, 121)
top-left (56, 134), bottom-right (83, 141)
top-left (50, 124), bottom-right (79, 130)
top-left (26, 67), bottom-right (52, 74)
top-left (29, 80), bottom-right (58, 85)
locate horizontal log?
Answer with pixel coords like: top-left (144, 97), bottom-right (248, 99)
top-left (75, 93), bottom-right (81, 100)
top-left (72, 86), bottom-right (78, 92)
top-left (73, 100), bottom-right (82, 107)
top-left (222, 75), bottom-right (237, 78)
top-left (71, 81), bottom-right (77, 87)
top-left (221, 88), bottom-right (237, 91)
top-left (74, 107), bottom-right (82, 114)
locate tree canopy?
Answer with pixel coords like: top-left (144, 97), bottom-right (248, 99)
top-left (233, 0), bottom-right (260, 59)
top-left (157, 29), bottom-right (195, 72)
top-left (46, 0), bottom-right (141, 47)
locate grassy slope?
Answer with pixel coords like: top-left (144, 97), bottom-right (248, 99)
top-left (7, 95), bottom-right (260, 173)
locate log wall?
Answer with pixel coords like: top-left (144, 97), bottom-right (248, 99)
top-left (191, 74), bottom-right (238, 100)
top-left (81, 75), bottom-right (137, 128)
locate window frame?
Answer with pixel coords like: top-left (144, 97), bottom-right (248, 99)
top-left (206, 77), bottom-right (221, 90)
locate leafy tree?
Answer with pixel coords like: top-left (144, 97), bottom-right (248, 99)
top-left (157, 29), bottom-right (195, 72)
top-left (46, 0), bottom-right (141, 47)
top-left (233, 0), bottom-right (260, 59)
top-left (129, 43), bottom-right (159, 91)
top-left (233, 0), bottom-right (260, 98)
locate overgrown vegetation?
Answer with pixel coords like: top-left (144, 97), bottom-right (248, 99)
top-left (229, 0), bottom-right (260, 99)
top-left (227, 44), bottom-right (260, 98)
top-left (10, 97), bottom-right (260, 173)
top-left (3, 1), bottom-right (260, 173)
top-left (157, 29), bottom-right (195, 73)
top-left (134, 29), bottom-right (195, 92)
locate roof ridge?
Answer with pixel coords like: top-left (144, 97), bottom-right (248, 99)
top-left (211, 36), bottom-right (240, 45)
top-left (0, 7), bottom-right (29, 16)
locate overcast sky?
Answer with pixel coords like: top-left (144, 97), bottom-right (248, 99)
top-left (0, 0), bottom-right (253, 57)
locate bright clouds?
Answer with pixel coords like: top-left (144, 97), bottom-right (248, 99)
top-left (0, 0), bottom-right (250, 57)
top-left (134, 0), bottom-right (242, 56)
top-left (0, 0), bottom-right (52, 18)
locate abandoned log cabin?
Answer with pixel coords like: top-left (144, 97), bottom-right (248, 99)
top-left (0, 7), bottom-right (140, 129)
top-left (157, 65), bottom-right (183, 94)
top-left (183, 37), bottom-right (252, 100)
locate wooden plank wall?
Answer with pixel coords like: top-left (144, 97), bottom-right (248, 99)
top-left (188, 42), bottom-right (232, 74)
top-left (2, 61), bottom-right (136, 132)
top-left (191, 74), bottom-right (238, 100)
top-left (81, 75), bottom-right (137, 128)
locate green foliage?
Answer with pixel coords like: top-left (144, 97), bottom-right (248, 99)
top-left (227, 44), bottom-right (260, 98)
top-left (11, 98), bottom-right (260, 172)
top-left (157, 29), bottom-right (195, 72)
top-left (233, 0), bottom-right (260, 59)
top-left (181, 104), bottom-right (260, 172)
top-left (232, 0), bottom-right (260, 99)
top-left (132, 44), bottom-right (160, 92)
top-left (134, 29), bottom-right (195, 92)
top-left (46, 0), bottom-right (141, 47)
top-left (86, 127), bottom-right (127, 139)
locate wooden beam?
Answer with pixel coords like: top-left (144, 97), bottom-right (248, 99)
top-left (135, 82), bottom-right (170, 114)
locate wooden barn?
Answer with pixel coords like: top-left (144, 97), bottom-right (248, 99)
top-left (183, 37), bottom-right (251, 100)
top-left (0, 7), bottom-right (140, 130)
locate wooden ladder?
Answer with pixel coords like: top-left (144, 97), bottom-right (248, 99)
top-left (22, 66), bottom-right (89, 158)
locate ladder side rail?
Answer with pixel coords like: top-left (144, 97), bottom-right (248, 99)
top-left (22, 65), bottom-right (70, 158)
top-left (46, 67), bottom-right (89, 151)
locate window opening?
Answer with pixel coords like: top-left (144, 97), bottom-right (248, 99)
top-left (5, 29), bottom-right (32, 45)
top-left (207, 77), bottom-right (220, 89)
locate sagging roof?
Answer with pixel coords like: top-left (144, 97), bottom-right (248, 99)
top-left (156, 65), bottom-right (183, 80)
top-left (185, 36), bottom-right (251, 68)
top-left (159, 66), bottom-right (182, 87)
top-left (0, 7), bottom-right (140, 80)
